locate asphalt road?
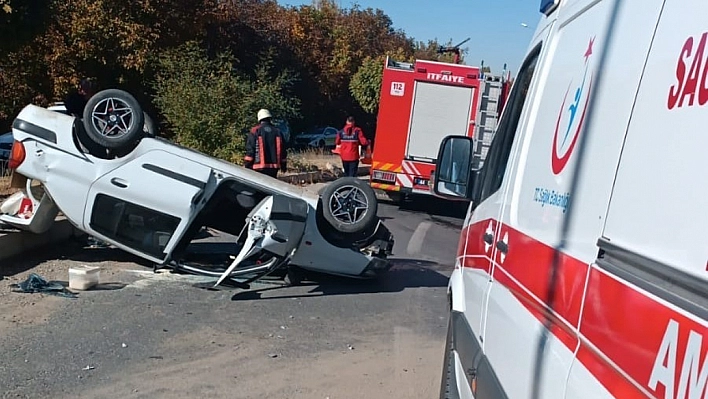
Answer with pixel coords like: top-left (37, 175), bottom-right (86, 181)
top-left (0, 199), bottom-right (465, 399)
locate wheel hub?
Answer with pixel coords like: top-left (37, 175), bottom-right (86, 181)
top-left (329, 185), bottom-right (369, 225)
top-left (90, 97), bottom-right (135, 138)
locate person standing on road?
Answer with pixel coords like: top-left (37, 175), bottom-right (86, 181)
top-left (64, 78), bottom-right (98, 118)
top-left (244, 109), bottom-right (287, 178)
top-left (336, 116), bottom-right (369, 177)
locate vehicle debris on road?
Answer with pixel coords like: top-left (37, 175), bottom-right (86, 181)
top-left (11, 273), bottom-right (77, 299)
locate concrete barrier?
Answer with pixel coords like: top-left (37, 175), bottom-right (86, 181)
top-left (277, 166), bottom-right (370, 185)
top-left (0, 217), bottom-right (81, 262)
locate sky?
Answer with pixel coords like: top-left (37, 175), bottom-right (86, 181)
top-left (277, 0), bottom-right (543, 75)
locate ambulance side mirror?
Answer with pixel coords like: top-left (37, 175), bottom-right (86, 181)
top-left (432, 135), bottom-right (475, 201)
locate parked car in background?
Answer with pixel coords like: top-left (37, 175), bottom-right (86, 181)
top-left (0, 132), bottom-right (12, 169)
top-left (1, 89), bottom-right (394, 289)
top-left (293, 126), bottom-right (340, 149)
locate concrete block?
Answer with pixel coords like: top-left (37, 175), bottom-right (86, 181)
top-left (0, 218), bottom-right (81, 262)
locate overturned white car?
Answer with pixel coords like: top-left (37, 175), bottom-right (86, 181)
top-left (1, 89), bottom-right (394, 288)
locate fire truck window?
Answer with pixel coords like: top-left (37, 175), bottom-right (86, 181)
top-left (476, 44), bottom-right (541, 205)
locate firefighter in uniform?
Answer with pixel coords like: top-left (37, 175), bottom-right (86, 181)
top-left (336, 116), bottom-right (369, 177)
top-left (244, 109), bottom-right (287, 178)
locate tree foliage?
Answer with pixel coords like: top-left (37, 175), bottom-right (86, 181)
top-left (152, 42), bottom-right (300, 162)
top-left (349, 49), bottom-right (413, 115)
top-left (0, 0), bottom-right (480, 160)
top-left (349, 38), bottom-right (466, 116)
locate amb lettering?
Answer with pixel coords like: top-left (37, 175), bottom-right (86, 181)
top-left (427, 72), bottom-right (465, 84)
top-left (648, 319), bottom-right (708, 399)
top-left (668, 32), bottom-right (708, 109)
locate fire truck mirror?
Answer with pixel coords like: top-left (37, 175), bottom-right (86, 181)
top-left (433, 135), bottom-right (474, 200)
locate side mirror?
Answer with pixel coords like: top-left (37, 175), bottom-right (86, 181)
top-left (432, 135), bottom-right (475, 201)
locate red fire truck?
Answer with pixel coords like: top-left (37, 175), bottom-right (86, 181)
top-left (369, 56), bottom-right (511, 201)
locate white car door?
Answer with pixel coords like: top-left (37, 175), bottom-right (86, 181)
top-left (83, 149), bottom-right (213, 263)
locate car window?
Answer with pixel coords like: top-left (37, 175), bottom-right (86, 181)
top-left (324, 127), bottom-right (337, 136)
top-left (475, 44), bottom-right (542, 205)
top-left (90, 194), bottom-right (181, 259)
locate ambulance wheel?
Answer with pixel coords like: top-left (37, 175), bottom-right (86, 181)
top-left (321, 177), bottom-right (378, 234)
top-left (82, 89), bottom-right (145, 151)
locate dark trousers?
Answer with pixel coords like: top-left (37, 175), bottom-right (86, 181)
top-left (257, 168), bottom-right (279, 178)
top-left (342, 160), bottom-right (359, 177)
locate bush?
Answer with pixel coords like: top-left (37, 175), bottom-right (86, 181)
top-left (151, 41), bottom-right (301, 163)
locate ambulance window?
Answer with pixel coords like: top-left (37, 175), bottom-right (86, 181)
top-left (477, 45), bottom-right (541, 204)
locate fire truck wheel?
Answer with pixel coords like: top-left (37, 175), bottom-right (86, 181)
top-left (321, 177), bottom-right (378, 234)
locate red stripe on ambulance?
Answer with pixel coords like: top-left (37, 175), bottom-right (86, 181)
top-left (458, 219), bottom-right (708, 398)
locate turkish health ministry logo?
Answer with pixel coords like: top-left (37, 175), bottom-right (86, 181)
top-left (551, 36), bottom-right (596, 175)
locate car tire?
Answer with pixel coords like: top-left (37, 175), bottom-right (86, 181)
top-left (320, 177), bottom-right (378, 234)
top-left (82, 89), bottom-right (145, 151)
top-left (318, 140), bottom-right (325, 148)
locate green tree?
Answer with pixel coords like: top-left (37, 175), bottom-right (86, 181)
top-left (349, 48), bottom-right (412, 115)
top-left (151, 42), bottom-right (300, 163)
top-left (414, 39), bottom-right (466, 64)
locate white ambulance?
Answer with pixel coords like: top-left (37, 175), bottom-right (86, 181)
top-left (432, 0), bottom-right (708, 398)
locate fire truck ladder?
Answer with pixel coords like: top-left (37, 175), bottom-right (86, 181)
top-left (437, 37), bottom-right (471, 64)
top-left (473, 75), bottom-right (505, 170)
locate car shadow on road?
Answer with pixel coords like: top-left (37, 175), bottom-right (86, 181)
top-left (0, 236), bottom-right (153, 280)
top-left (229, 257), bottom-right (450, 302)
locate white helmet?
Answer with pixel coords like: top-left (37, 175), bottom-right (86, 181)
top-left (257, 109), bottom-right (272, 122)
